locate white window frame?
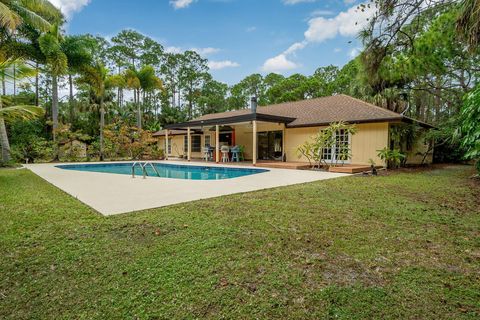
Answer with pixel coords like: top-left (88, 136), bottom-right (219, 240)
top-left (204, 134), bottom-right (211, 147)
top-left (321, 129), bottom-right (352, 164)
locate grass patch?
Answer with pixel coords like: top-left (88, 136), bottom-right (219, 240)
top-left (1, 165), bottom-right (479, 319)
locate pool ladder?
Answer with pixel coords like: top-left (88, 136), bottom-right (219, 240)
top-left (131, 161), bottom-right (160, 179)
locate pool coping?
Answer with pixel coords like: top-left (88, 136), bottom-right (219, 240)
top-left (25, 161), bottom-right (348, 216)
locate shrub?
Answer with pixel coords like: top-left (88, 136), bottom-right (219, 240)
top-left (377, 148), bottom-right (406, 169)
top-left (11, 136), bottom-right (54, 163)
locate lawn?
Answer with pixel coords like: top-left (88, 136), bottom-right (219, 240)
top-left (0, 166), bottom-right (479, 319)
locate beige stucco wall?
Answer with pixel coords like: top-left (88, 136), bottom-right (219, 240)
top-left (284, 126), bottom-right (322, 162)
top-left (158, 135), bottom-right (205, 158)
top-left (350, 123), bottom-right (389, 165)
top-left (283, 122), bottom-right (389, 165)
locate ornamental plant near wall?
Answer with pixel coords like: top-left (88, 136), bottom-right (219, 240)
top-left (297, 121), bottom-right (357, 169)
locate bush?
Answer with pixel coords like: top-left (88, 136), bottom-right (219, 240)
top-left (11, 136), bottom-right (54, 163)
top-left (103, 122), bottom-right (157, 160)
top-left (377, 148), bottom-right (406, 169)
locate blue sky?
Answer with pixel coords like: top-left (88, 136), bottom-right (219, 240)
top-left (52, 0), bottom-right (374, 85)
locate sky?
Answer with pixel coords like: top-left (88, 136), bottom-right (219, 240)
top-left (51, 0), bottom-right (375, 85)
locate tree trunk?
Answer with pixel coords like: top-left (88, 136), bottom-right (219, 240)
top-left (35, 62), bottom-right (39, 106)
top-left (99, 98), bottom-right (105, 161)
top-left (13, 64), bottom-right (16, 97)
top-left (0, 94), bottom-right (11, 162)
top-left (137, 89), bottom-right (142, 129)
top-left (52, 75), bottom-right (59, 141)
top-left (68, 73), bottom-right (74, 123)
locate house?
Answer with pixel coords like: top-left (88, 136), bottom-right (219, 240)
top-left (154, 95), bottom-right (433, 167)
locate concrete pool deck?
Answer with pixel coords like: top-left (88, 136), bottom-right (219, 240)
top-left (25, 161), bottom-right (348, 216)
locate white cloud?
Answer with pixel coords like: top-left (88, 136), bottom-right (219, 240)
top-left (283, 0), bottom-right (316, 4)
top-left (208, 60), bottom-right (240, 70)
top-left (262, 54), bottom-right (299, 72)
top-left (191, 47), bottom-right (220, 56)
top-left (284, 41), bottom-right (308, 55)
top-left (260, 40), bottom-right (306, 73)
top-left (309, 9), bottom-right (335, 17)
top-left (334, 48), bottom-right (342, 53)
top-left (246, 26), bottom-right (257, 32)
top-left (261, 2), bottom-right (375, 73)
top-left (49, 0), bottom-right (90, 18)
top-left (170, 0), bottom-right (195, 9)
top-left (305, 4), bottom-right (376, 43)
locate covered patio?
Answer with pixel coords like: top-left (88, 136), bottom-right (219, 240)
top-left (163, 111), bottom-right (295, 166)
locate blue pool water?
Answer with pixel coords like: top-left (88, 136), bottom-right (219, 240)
top-left (55, 162), bottom-right (269, 180)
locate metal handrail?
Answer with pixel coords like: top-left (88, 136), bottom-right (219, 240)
top-left (131, 161), bottom-right (143, 178)
top-left (132, 161), bottom-right (160, 179)
top-left (141, 162), bottom-right (160, 179)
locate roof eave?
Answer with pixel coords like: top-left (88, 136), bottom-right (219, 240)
top-left (285, 117), bottom-right (435, 129)
top-left (164, 112), bottom-right (295, 129)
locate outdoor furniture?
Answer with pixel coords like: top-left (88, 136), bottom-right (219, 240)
top-left (203, 146), bottom-right (213, 161)
top-left (230, 146), bottom-right (240, 162)
top-left (221, 145), bottom-right (230, 162)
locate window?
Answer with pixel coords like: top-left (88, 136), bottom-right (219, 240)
top-left (184, 135), bottom-right (202, 153)
top-left (204, 135), bottom-right (211, 147)
top-left (167, 138), bottom-right (172, 154)
top-left (321, 129), bottom-right (351, 163)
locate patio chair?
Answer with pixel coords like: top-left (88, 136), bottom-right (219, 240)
top-left (203, 147), bottom-right (212, 161)
top-left (221, 145), bottom-right (230, 162)
top-left (230, 146), bottom-right (240, 162)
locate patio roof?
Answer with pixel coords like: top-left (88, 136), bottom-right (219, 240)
top-left (164, 112), bottom-right (296, 130)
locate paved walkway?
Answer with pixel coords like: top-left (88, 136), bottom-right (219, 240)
top-left (25, 161), bottom-right (348, 216)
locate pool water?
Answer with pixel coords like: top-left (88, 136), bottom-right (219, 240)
top-left (55, 162), bottom-right (269, 180)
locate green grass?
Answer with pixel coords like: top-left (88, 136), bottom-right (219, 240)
top-left (1, 166), bottom-right (479, 319)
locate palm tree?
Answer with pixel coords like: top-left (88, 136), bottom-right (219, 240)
top-left (38, 23), bottom-right (67, 141)
top-left (124, 68), bottom-right (141, 128)
top-left (457, 0), bottom-right (480, 52)
top-left (61, 35), bottom-right (94, 123)
top-left (77, 61), bottom-right (114, 161)
top-left (0, 0), bottom-right (61, 34)
top-left (124, 65), bottom-right (162, 129)
top-left (137, 65), bottom-right (162, 124)
top-left (0, 105), bottom-right (44, 121)
top-left (0, 57), bottom-right (40, 161)
top-left (0, 1), bottom-right (61, 160)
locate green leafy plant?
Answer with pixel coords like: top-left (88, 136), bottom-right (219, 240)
top-left (377, 148), bottom-right (406, 169)
top-left (460, 84), bottom-right (480, 175)
top-left (297, 122), bottom-right (357, 168)
top-left (11, 136), bottom-right (54, 163)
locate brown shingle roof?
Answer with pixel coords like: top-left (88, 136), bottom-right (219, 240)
top-left (194, 94), bottom-right (406, 128)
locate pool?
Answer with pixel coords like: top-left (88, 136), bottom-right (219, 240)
top-left (55, 162), bottom-right (269, 180)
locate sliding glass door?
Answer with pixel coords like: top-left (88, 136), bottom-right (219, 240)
top-left (257, 131), bottom-right (283, 161)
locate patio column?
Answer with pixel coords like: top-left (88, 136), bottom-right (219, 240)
top-left (165, 129), bottom-right (169, 160)
top-left (215, 125), bottom-right (220, 163)
top-left (282, 124), bottom-right (286, 162)
top-left (187, 127), bottom-right (191, 162)
top-left (252, 120), bottom-right (257, 166)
